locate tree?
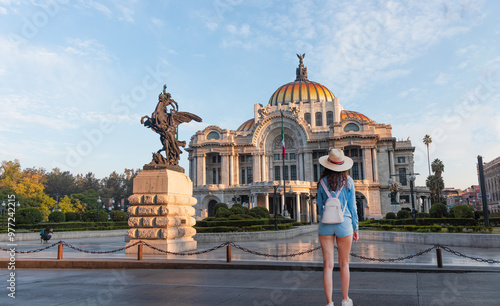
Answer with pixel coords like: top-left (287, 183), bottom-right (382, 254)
top-left (0, 160), bottom-right (55, 219)
top-left (426, 175), bottom-right (444, 205)
top-left (431, 158), bottom-right (444, 179)
top-left (75, 172), bottom-right (101, 193)
top-left (44, 168), bottom-right (77, 198)
top-left (423, 135), bottom-right (432, 176)
top-left (57, 195), bottom-right (86, 214)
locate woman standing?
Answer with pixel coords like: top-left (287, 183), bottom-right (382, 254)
top-left (317, 149), bottom-right (359, 306)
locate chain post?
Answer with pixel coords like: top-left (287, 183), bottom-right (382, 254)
top-left (436, 246), bottom-right (443, 268)
top-left (138, 243), bottom-right (143, 261)
top-left (57, 243), bottom-right (63, 260)
top-left (226, 245), bottom-right (232, 263)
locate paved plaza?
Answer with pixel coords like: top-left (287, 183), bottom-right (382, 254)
top-left (1, 231), bottom-right (500, 305)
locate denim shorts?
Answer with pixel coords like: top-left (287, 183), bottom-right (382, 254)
top-left (318, 216), bottom-right (353, 237)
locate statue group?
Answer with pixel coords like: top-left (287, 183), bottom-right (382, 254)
top-left (141, 85), bottom-right (202, 170)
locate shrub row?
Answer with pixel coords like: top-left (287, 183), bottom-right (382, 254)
top-left (195, 218), bottom-right (296, 228)
top-left (15, 221), bottom-right (129, 230)
top-left (363, 224), bottom-right (442, 233)
top-left (447, 226), bottom-right (493, 233)
top-left (194, 223), bottom-right (293, 233)
top-left (373, 218), bottom-right (479, 226)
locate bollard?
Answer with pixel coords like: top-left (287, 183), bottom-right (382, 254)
top-left (226, 245), bottom-right (231, 263)
top-left (57, 244), bottom-right (63, 260)
top-left (138, 244), bottom-right (143, 261)
top-left (436, 248), bottom-right (443, 268)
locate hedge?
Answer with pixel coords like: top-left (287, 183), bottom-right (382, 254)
top-left (374, 218), bottom-right (478, 226)
top-left (15, 208), bottom-right (43, 225)
top-left (48, 211), bottom-right (65, 223)
top-left (365, 224), bottom-right (442, 232)
top-left (15, 221), bottom-right (128, 230)
top-left (195, 218), bottom-right (296, 228)
top-left (194, 223), bottom-right (293, 233)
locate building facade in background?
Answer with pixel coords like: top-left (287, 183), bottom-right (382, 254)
top-left (187, 57), bottom-right (430, 221)
top-left (482, 156), bottom-right (500, 213)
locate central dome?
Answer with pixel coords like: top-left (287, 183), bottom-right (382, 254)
top-left (268, 54), bottom-right (335, 106)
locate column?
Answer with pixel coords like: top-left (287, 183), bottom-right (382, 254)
top-left (363, 147), bottom-right (373, 182)
top-left (265, 193), bottom-right (269, 211)
top-left (281, 193), bottom-right (285, 214)
top-left (372, 148), bottom-right (379, 182)
top-left (305, 195), bottom-right (310, 222)
top-left (295, 193), bottom-right (301, 222)
top-left (298, 152), bottom-right (304, 181)
top-left (389, 149), bottom-right (396, 176)
top-left (221, 153), bottom-right (229, 186)
top-left (234, 153), bottom-right (239, 185)
top-left (304, 152), bottom-right (313, 182)
top-left (196, 154), bottom-right (205, 186)
top-left (260, 154), bottom-right (266, 182)
top-left (228, 153), bottom-right (233, 186)
top-left (253, 153), bottom-right (261, 183)
top-left (192, 156), bottom-right (197, 186)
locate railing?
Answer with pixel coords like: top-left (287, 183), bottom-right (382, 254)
top-left (2, 241), bottom-right (500, 267)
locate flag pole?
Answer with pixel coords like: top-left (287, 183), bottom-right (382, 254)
top-left (281, 111), bottom-right (285, 215)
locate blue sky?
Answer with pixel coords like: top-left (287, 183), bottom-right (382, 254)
top-left (0, 0), bottom-right (499, 190)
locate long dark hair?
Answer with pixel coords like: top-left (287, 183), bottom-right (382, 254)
top-left (317, 168), bottom-right (348, 192)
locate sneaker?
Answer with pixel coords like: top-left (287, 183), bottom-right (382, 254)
top-left (326, 303), bottom-right (334, 306)
top-left (341, 298), bottom-right (352, 306)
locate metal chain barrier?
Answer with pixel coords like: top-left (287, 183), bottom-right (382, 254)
top-left (60, 241), bottom-right (142, 254)
top-left (437, 244), bottom-right (500, 264)
top-left (0, 241), bottom-right (62, 254)
top-left (346, 245), bottom-right (438, 262)
top-left (140, 241), bottom-right (230, 255)
top-left (229, 242), bottom-right (322, 258)
top-left (1, 241), bottom-right (500, 264)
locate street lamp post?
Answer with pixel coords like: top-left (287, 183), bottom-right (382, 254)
top-left (1, 201), bottom-right (5, 227)
top-left (389, 173), bottom-right (419, 221)
top-left (273, 185), bottom-right (280, 230)
top-left (409, 174), bottom-right (417, 221)
top-left (97, 196), bottom-right (102, 221)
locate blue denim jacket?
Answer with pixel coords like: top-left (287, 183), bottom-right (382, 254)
top-left (317, 176), bottom-right (359, 232)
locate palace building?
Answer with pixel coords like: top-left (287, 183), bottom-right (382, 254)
top-left (186, 56), bottom-right (430, 221)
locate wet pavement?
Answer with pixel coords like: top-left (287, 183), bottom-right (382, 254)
top-left (2, 230), bottom-right (500, 267)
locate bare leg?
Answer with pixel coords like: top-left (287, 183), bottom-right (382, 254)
top-left (336, 234), bottom-right (353, 301)
top-left (319, 234), bottom-right (335, 304)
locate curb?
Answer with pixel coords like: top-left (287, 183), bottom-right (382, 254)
top-left (1, 259), bottom-right (499, 273)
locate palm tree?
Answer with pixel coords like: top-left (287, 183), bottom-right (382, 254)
top-left (431, 158), bottom-right (444, 179)
top-left (423, 135), bottom-right (432, 176)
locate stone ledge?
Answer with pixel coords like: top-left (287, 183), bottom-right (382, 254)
top-left (0, 230), bottom-right (128, 242)
top-left (361, 230), bottom-right (500, 248)
top-left (193, 225), bottom-right (318, 243)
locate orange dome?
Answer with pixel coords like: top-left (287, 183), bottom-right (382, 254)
top-left (268, 80), bottom-right (335, 106)
top-left (268, 54), bottom-right (335, 106)
top-left (237, 119), bottom-right (255, 132)
top-left (341, 110), bottom-right (371, 122)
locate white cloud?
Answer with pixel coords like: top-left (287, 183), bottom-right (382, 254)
top-left (398, 87), bottom-right (419, 98)
top-left (151, 17), bottom-right (163, 27)
top-left (434, 73), bottom-right (451, 85)
top-left (0, 6), bottom-right (6, 14)
top-left (63, 38), bottom-right (114, 62)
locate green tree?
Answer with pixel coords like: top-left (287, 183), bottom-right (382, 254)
top-left (74, 172), bottom-right (101, 193)
top-left (423, 135), bottom-right (432, 176)
top-left (449, 205), bottom-right (474, 218)
top-left (44, 168), bottom-right (77, 198)
top-left (426, 175), bottom-right (444, 205)
top-left (429, 203), bottom-right (448, 218)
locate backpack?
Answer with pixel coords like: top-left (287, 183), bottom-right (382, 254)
top-left (320, 179), bottom-right (346, 224)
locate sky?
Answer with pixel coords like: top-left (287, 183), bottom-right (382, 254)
top-left (0, 0), bottom-right (499, 190)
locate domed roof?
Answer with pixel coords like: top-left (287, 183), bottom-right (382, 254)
top-left (341, 110), bottom-right (371, 122)
top-left (268, 54), bottom-right (335, 106)
top-left (237, 118), bottom-right (255, 132)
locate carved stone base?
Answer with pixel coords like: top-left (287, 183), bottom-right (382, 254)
top-left (126, 238), bottom-right (197, 255)
top-left (125, 169), bottom-right (197, 254)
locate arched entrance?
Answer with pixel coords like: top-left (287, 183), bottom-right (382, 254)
top-left (208, 200), bottom-right (217, 217)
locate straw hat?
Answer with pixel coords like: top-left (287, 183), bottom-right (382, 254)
top-left (319, 149), bottom-right (353, 172)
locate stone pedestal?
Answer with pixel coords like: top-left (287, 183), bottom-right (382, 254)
top-left (125, 169), bottom-right (197, 254)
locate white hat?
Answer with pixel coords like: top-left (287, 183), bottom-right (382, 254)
top-left (319, 149), bottom-right (353, 172)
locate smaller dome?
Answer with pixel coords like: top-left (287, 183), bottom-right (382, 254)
top-left (237, 119), bottom-right (255, 132)
top-left (341, 110), bottom-right (371, 122)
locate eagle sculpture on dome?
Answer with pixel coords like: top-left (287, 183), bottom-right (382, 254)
top-left (141, 85), bottom-right (202, 170)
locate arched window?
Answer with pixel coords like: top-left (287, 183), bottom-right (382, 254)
top-left (326, 111), bottom-right (333, 125)
top-left (344, 123), bottom-right (360, 132)
top-left (207, 131), bottom-right (220, 140)
top-left (304, 113), bottom-right (311, 124)
top-left (315, 112), bottom-right (322, 126)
